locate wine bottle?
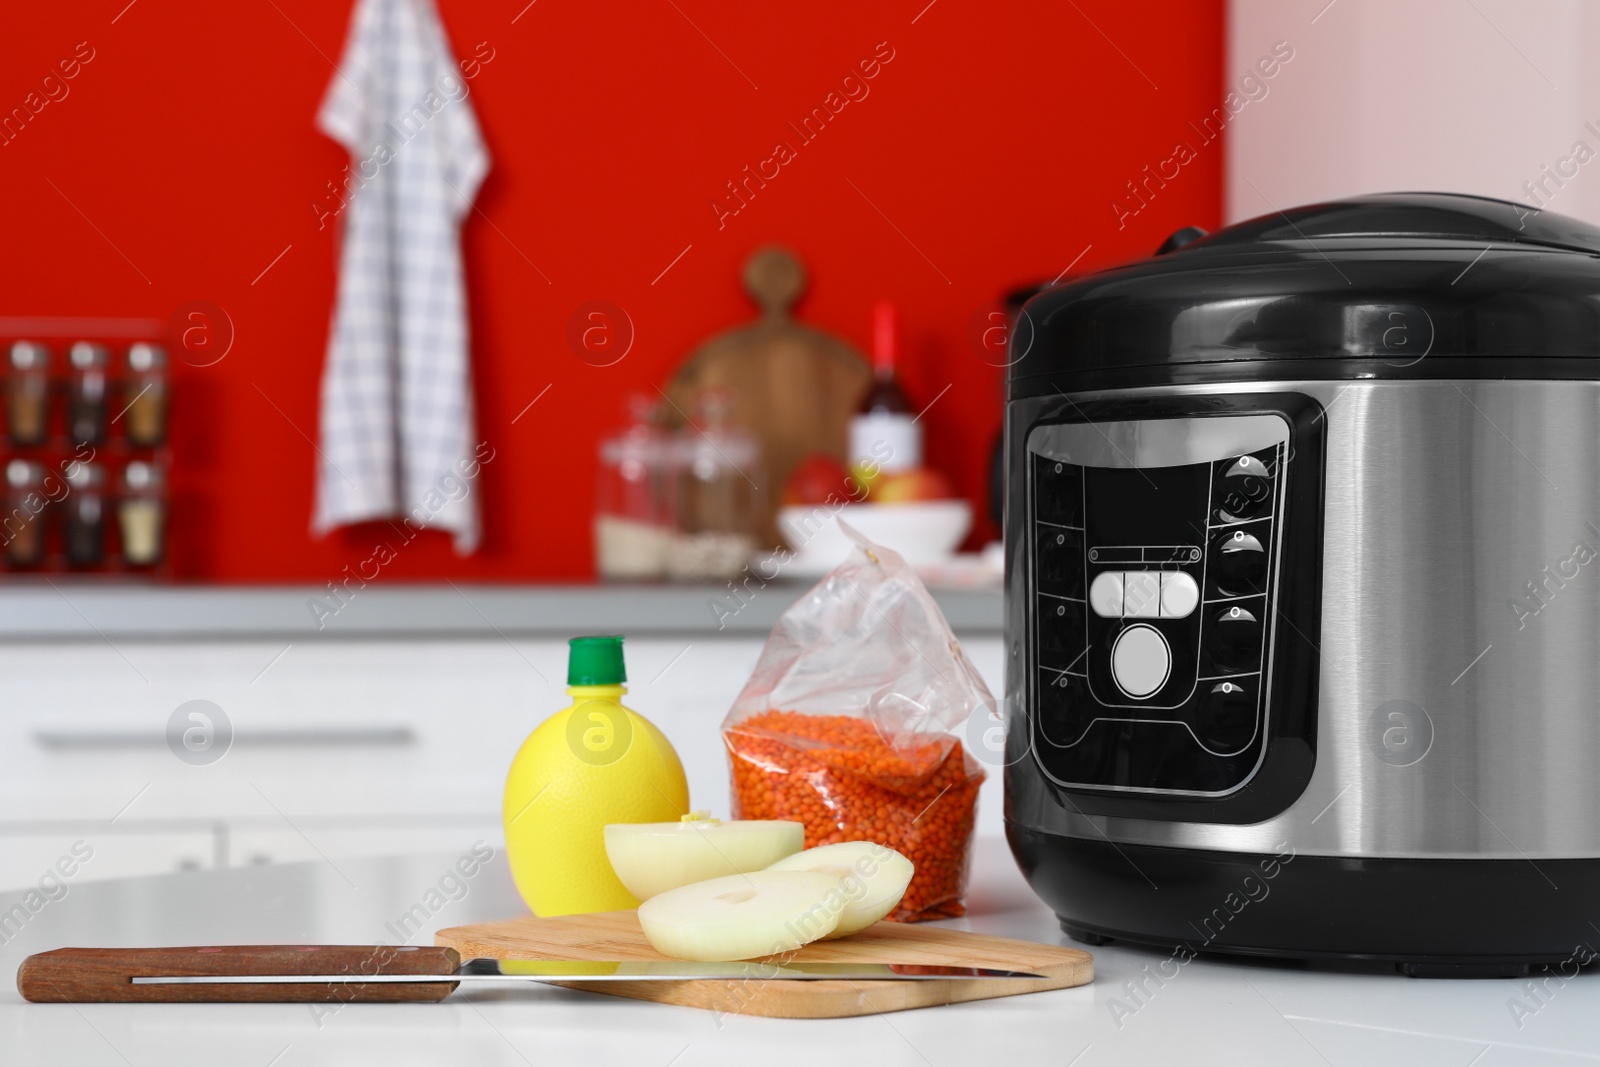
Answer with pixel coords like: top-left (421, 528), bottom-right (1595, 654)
top-left (849, 301), bottom-right (921, 475)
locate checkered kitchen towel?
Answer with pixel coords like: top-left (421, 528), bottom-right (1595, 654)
top-left (313, 0), bottom-right (489, 553)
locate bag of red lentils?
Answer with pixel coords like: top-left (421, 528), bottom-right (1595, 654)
top-left (722, 523), bottom-right (989, 922)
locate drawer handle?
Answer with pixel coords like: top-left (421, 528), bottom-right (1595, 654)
top-left (32, 727), bottom-right (416, 750)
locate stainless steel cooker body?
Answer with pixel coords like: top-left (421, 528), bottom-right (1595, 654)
top-left (1004, 377), bottom-right (1600, 862)
top-left (1002, 194), bottom-right (1600, 966)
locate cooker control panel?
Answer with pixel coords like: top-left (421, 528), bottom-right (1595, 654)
top-left (1026, 413), bottom-right (1291, 797)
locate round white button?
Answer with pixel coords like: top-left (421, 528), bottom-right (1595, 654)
top-left (1111, 624), bottom-right (1171, 698)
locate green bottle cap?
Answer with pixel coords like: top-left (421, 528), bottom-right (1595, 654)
top-left (567, 635), bottom-right (627, 686)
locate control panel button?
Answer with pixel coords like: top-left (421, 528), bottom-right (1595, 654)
top-left (1089, 571), bottom-right (1124, 617)
top-left (1111, 624), bottom-right (1171, 699)
top-left (1037, 527), bottom-right (1083, 597)
top-left (1213, 529), bottom-right (1267, 595)
top-left (1210, 604), bottom-right (1262, 670)
top-left (1038, 670), bottom-right (1093, 746)
top-left (1124, 571), bottom-right (1161, 617)
top-left (1091, 569), bottom-right (1199, 618)
top-left (1196, 679), bottom-right (1256, 752)
top-left (1038, 597), bottom-right (1086, 667)
top-left (1216, 454), bottom-right (1273, 522)
top-left (1159, 571), bottom-right (1200, 618)
top-left (1035, 459), bottom-right (1082, 527)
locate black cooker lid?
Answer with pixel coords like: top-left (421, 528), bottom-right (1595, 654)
top-left (1010, 193), bottom-right (1600, 389)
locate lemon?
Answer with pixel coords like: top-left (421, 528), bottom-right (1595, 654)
top-left (503, 684), bottom-right (688, 916)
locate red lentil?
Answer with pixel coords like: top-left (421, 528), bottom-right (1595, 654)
top-left (724, 710), bottom-right (983, 922)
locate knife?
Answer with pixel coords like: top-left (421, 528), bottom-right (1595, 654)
top-left (18, 946), bottom-right (1046, 1003)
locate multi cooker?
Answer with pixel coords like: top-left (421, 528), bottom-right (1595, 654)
top-left (1003, 193), bottom-right (1600, 975)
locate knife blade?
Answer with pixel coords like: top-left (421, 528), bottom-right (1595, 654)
top-left (18, 946), bottom-right (1046, 1003)
top-left (133, 959), bottom-right (1045, 983)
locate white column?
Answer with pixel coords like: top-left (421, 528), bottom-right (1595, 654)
top-left (1227, 0), bottom-right (1596, 224)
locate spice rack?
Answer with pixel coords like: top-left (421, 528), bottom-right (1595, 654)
top-left (1, 318), bottom-right (172, 579)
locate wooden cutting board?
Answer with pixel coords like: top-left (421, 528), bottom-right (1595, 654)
top-left (435, 910), bottom-right (1091, 1019)
top-left (662, 246), bottom-right (871, 548)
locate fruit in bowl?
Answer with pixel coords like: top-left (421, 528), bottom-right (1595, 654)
top-left (777, 454), bottom-right (968, 573)
top-left (781, 454), bottom-right (858, 506)
top-left (871, 467), bottom-right (956, 504)
top-left (786, 452), bottom-right (958, 507)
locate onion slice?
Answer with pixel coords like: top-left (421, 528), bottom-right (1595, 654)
top-left (637, 870), bottom-right (848, 961)
top-left (766, 841), bottom-right (914, 937)
top-left (605, 812), bottom-right (804, 901)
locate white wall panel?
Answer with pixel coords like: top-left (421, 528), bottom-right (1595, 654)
top-left (1228, 0), bottom-right (1597, 223)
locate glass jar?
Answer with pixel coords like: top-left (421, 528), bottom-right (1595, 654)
top-left (119, 460), bottom-right (166, 567)
top-left (666, 389), bottom-right (763, 582)
top-left (67, 342), bottom-right (110, 446)
top-left (4, 459), bottom-right (49, 568)
top-left (124, 343), bottom-right (169, 447)
top-left (64, 460), bottom-right (108, 567)
top-left (593, 394), bottom-right (674, 581)
top-left (7, 341), bottom-right (50, 447)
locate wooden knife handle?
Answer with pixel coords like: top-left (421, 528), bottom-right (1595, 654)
top-left (18, 945), bottom-right (460, 1003)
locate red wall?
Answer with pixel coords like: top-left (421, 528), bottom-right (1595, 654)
top-left (0, 0), bottom-right (1224, 582)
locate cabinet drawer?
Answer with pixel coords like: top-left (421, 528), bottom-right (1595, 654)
top-left (0, 832), bottom-right (214, 894)
top-left (229, 824), bottom-right (502, 871)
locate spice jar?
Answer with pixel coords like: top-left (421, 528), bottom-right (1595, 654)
top-left (665, 389), bottom-right (763, 582)
top-left (123, 343), bottom-right (168, 447)
top-left (7, 342), bottom-right (51, 446)
top-left (4, 459), bottom-right (49, 568)
top-left (67, 342), bottom-right (110, 446)
top-left (119, 460), bottom-right (166, 567)
top-left (63, 460), bottom-right (108, 567)
top-left (594, 394), bottom-right (674, 581)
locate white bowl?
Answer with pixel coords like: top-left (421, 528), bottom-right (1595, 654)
top-left (777, 500), bottom-right (973, 576)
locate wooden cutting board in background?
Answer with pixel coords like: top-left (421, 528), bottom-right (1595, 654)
top-left (662, 246), bottom-right (871, 547)
top-left (436, 910), bottom-right (1092, 1019)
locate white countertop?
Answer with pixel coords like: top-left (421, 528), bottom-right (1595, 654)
top-left (2, 837), bottom-right (1596, 1066)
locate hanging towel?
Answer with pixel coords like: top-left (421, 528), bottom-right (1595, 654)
top-left (313, 0), bottom-right (489, 554)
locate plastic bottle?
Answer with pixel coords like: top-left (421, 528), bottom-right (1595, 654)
top-left (503, 636), bottom-right (689, 916)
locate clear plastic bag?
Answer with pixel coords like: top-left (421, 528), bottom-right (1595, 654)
top-left (722, 523), bottom-right (990, 921)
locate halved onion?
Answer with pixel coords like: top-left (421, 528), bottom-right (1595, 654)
top-left (766, 841), bottom-right (914, 937)
top-left (605, 811), bottom-right (804, 901)
top-left (637, 870), bottom-right (847, 961)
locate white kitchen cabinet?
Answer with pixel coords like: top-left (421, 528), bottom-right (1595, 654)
top-left (0, 599), bottom-right (1006, 885)
top-left (226, 825), bottom-right (500, 873)
top-left (0, 832), bottom-right (214, 895)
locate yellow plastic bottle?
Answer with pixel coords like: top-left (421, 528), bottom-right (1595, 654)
top-left (503, 635), bottom-right (689, 916)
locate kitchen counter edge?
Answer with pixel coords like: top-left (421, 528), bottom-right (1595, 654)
top-left (0, 582), bottom-right (1003, 640)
